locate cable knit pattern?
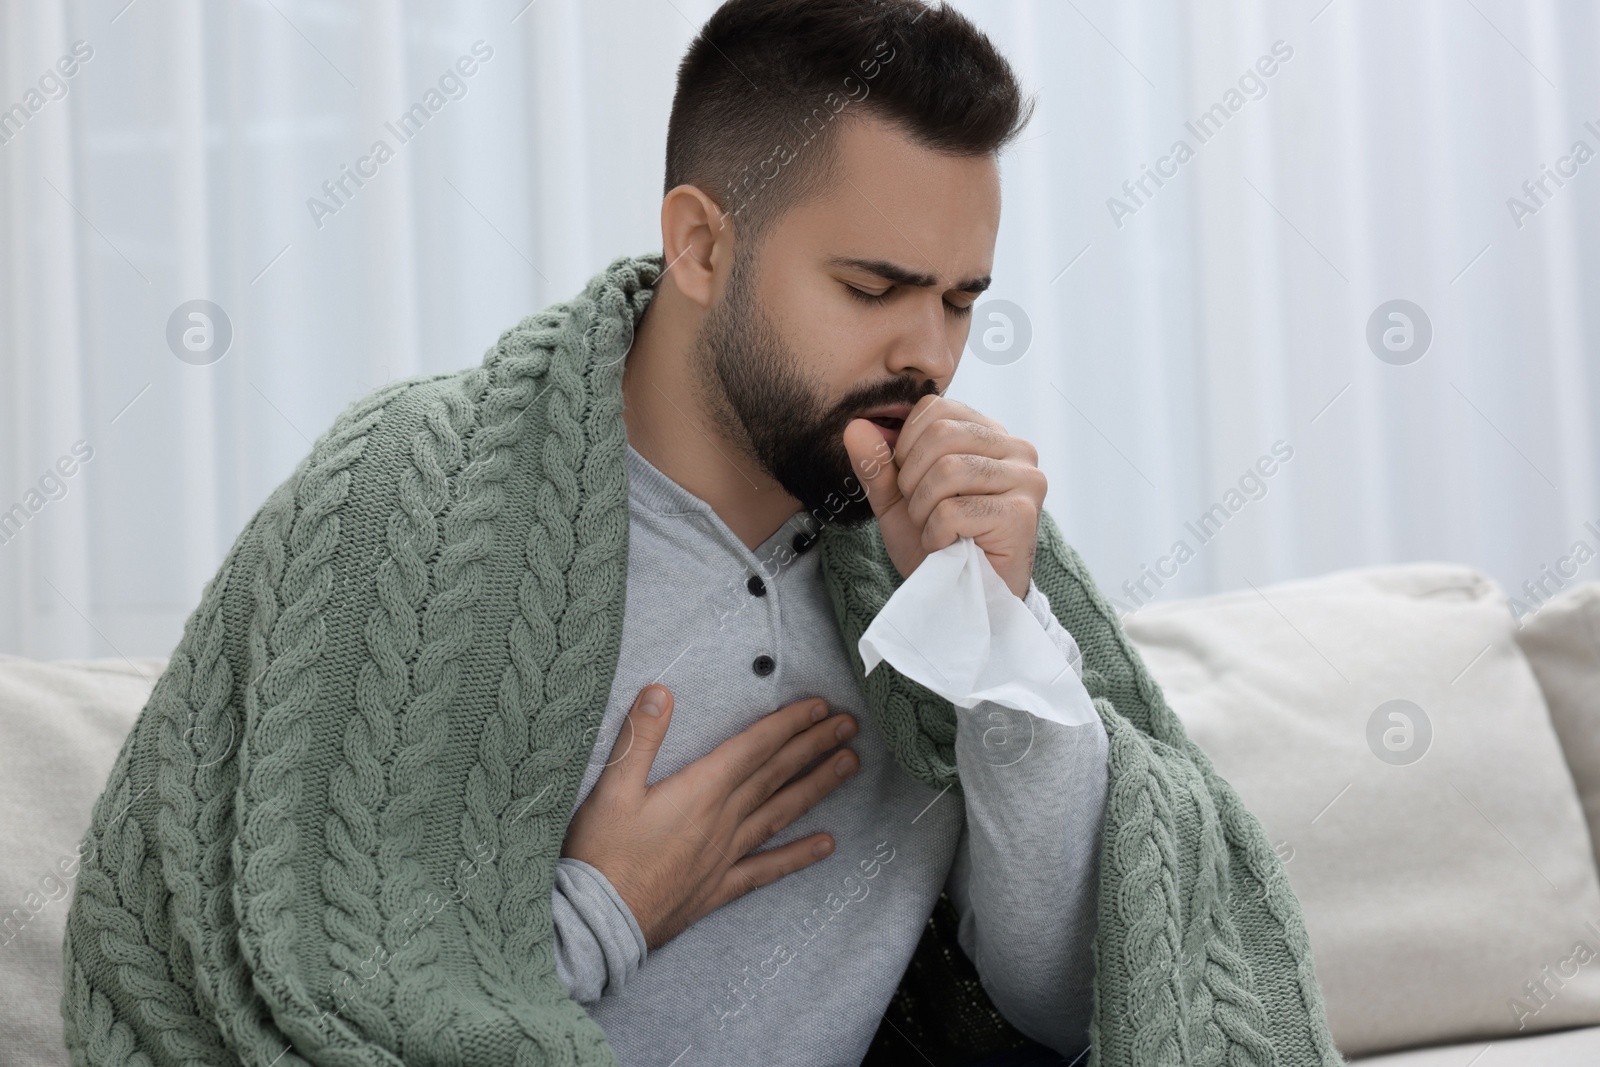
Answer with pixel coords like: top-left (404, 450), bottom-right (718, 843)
top-left (60, 251), bottom-right (1344, 1067)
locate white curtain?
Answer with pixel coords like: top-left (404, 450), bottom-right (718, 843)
top-left (3, 0), bottom-right (1597, 661)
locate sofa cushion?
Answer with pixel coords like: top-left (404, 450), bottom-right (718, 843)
top-left (0, 654), bottom-right (166, 1067)
top-left (1516, 582), bottom-right (1600, 875)
top-left (1122, 564), bottom-right (1600, 1059)
top-left (1347, 1023), bottom-right (1600, 1066)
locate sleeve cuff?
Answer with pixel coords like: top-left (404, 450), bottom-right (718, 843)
top-left (1021, 578), bottom-right (1052, 626)
top-left (551, 856), bottom-right (648, 1002)
top-left (1021, 579), bottom-right (1084, 681)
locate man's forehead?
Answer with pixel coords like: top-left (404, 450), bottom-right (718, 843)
top-left (793, 115), bottom-right (1001, 279)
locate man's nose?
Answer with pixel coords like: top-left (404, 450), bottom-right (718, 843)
top-left (885, 298), bottom-right (958, 381)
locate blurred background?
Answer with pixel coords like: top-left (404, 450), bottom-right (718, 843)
top-left (2, 0), bottom-right (1596, 660)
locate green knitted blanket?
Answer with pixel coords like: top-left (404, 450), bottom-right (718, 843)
top-left (61, 252), bottom-right (1344, 1067)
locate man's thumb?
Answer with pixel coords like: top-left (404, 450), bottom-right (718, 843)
top-left (605, 684), bottom-right (673, 788)
top-left (842, 419), bottom-right (902, 519)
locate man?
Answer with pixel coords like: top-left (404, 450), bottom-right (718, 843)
top-left (550, 2), bottom-right (1103, 1064)
top-left (62, 3), bottom-right (1343, 1066)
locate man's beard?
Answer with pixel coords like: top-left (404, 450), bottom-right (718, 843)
top-left (690, 256), bottom-right (937, 527)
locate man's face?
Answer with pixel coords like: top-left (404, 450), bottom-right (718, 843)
top-left (690, 113), bottom-right (1002, 525)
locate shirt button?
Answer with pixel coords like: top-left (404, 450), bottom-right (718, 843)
top-left (747, 574), bottom-right (766, 597)
top-left (792, 531), bottom-right (816, 554)
top-left (752, 654), bottom-right (776, 677)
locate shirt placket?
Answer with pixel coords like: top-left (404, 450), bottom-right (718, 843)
top-left (715, 520), bottom-right (783, 689)
top-left (708, 512), bottom-right (821, 692)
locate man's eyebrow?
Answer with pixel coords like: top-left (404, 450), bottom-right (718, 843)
top-left (826, 256), bottom-right (991, 295)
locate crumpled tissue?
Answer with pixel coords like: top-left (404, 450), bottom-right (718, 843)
top-left (858, 536), bottom-right (1099, 728)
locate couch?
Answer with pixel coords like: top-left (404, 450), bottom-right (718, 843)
top-left (6, 562), bottom-right (1600, 1065)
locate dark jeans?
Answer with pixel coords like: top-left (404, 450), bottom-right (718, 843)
top-left (959, 1040), bottom-right (1089, 1067)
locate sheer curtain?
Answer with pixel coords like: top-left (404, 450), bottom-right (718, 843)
top-left (2, 0), bottom-right (1596, 661)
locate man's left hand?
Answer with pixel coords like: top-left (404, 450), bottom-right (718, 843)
top-left (842, 395), bottom-right (1046, 600)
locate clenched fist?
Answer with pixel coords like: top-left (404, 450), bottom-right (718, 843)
top-left (843, 394), bottom-right (1047, 599)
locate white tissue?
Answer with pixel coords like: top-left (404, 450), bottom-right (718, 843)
top-left (858, 536), bottom-right (1099, 728)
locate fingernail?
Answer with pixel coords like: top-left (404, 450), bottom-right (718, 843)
top-left (640, 687), bottom-right (666, 717)
top-left (835, 752), bottom-right (857, 777)
top-left (835, 717), bottom-right (856, 741)
top-left (810, 701), bottom-right (827, 722)
top-left (812, 838), bottom-right (833, 857)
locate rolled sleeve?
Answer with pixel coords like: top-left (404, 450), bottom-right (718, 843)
top-left (551, 857), bottom-right (649, 1004)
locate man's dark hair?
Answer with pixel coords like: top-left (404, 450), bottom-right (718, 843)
top-left (665, 0), bottom-right (1033, 249)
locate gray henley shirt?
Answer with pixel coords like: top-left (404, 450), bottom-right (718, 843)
top-left (550, 443), bottom-right (1109, 1066)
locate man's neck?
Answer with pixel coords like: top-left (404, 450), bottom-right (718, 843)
top-left (622, 281), bottom-right (802, 551)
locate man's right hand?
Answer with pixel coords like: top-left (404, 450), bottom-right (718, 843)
top-left (560, 685), bottom-right (860, 950)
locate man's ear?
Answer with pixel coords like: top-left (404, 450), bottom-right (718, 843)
top-left (660, 183), bottom-right (735, 310)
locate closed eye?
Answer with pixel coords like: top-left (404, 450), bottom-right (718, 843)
top-left (844, 283), bottom-right (974, 318)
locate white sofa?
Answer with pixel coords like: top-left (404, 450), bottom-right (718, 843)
top-left (5, 562), bottom-right (1600, 1065)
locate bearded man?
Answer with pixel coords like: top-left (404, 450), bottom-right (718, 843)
top-left (61, 3), bottom-right (1343, 1066)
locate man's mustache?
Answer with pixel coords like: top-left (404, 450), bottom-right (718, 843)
top-left (830, 378), bottom-right (939, 424)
